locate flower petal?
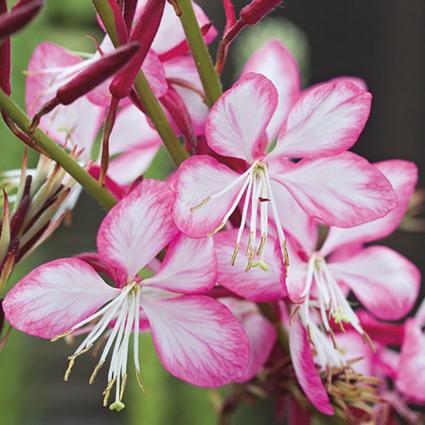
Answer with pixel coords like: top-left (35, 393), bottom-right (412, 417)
top-left (321, 160), bottom-right (418, 255)
top-left (173, 155), bottom-right (245, 238)
top-left (26, 42), bottom-right (104, 159)
top-left (271, 80), bottom-right (371, 159)
top-left (3, 258), bottom-right (119, 339)
top-left (144, 234), bottom-right (216, 294)
top-left (97, 179), bottom-right (178, 279)
top-left (205, 72), bottom-right (278, 162)
top-left (329, 246), bottom-right (420, 321)
top-left (396, 319), bottom-right (425, 404)
top-left (220, 299), bottom-right (277, 382)
top-left (272, 152), bottom-right (397, 228)
top-left (214, 230), bottom-right (286, 302)
top-left (242, 39), bottom-right (300, 140)
top-left (141, 294), bottom-right (250, 387)
top-left (288, 318), bottom-right (334, 415)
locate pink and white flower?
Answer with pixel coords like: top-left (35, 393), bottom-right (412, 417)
top-left (3, 179), bottom-right (249, 411)
top-left (174, 72), bottom-right (397, 272)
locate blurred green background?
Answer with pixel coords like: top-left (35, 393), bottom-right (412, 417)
top-left (1, 1), bottom-right (424, 424)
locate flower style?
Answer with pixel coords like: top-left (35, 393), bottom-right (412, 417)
top-left (174, 71), bottom-right (397, 272)
top-left (3, 179), bottom-right (249, 411)
top-left (283, 160), bottom-right (420, 414)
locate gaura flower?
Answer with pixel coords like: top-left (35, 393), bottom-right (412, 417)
top-left (3, 179), bottom-right (249, 411)
top-left (174, 72), bottom-right (397, 271)
top-left (286, 159), bottom-right (419, 351)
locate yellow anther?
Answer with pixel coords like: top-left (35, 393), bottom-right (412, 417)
top-left (282, 240), bottom-right (289, 268)
top-left (135, 369), bottom-right (147, 393)
top-left (64, 344), bottom-right (93, 381)
top-left (256, 234), bottom-right (267, 257)
top-left (103, 378), bottom-right (116, 407)
top-left (51, 329), bottom-right (73, 342)
top-left (246, 231), bottom-right (254, 255)
top-left (190, 196), bottom-right (211, 212)
top-left (119, 373), bottom-right (128, 401)
top-left (231, 244), bottom-right (239, 265)
top-left (89, 360), bottom-right (105, 384)
top-left (207, 222), bottom-right (225, 237)
top-left (245, 248), bottom-right (255, 272)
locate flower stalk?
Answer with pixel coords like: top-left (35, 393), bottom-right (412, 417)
top-left (92, 0), bottom-right (189, 166)
top-left (170, 0), bottom-right (223, 106)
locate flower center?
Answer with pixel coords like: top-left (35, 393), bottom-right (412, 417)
top-left (51, 281), bottom-right (145, 412)
top-left (298, 253), bottom-right (368, 370)
top-left (191, 160), bottom-right (289, 271)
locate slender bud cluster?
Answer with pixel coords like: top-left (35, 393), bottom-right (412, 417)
top-left (0, 152), bottom-right (76, 289)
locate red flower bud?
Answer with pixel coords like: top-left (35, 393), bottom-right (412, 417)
top-left (57, 41), bottom-right (140, 105)
top-left (223, 0), bottom-right (236, 33)
top-left (123, 0), bottom-right (138, 31)
top-left (29, 42), bottom-right (140, 131)
top-left (109, 0), bottom-right (165, 99)
top-left (240, 0), bottom-right (282, 25)
top-left (0, 0), bottom-right (43, 41)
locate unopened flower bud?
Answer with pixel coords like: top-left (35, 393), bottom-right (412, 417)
top-left (240, 0), bottom-right (282, 25)
top-left (0, 0), bottom-right (43, 41)
top-left (109, 0), bottom-right (165, 99)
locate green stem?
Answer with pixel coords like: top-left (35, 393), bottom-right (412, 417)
top-left (0, 89), bottom-right (117, 210)
top-left (174, 0), bottom-right (223, 106)
top-left (92, 0), bottom-right (189, 166)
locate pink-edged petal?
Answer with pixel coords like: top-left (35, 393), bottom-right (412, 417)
top-left (141, 294), bottom-right (250, 387)
top-left (272, 152), bottom-right (398, 228)
top-left (396, 319), bottom-right (425, 404)
top-left (288, 318), bottom-right (334, 415)
top-left (321, 160), bottom-right (418, 256)
top-left (242, 39), bottom-right (300, 140)
top-left (144, 234), bottom-right (216, 294)
top-left (108, 143), bottom-right (160, 185)
top-left (205, 72), bottom-right (278, 162)
top-left (97, 179), bottom-right (178, 279)
top-left (3, 258), bottom-right (119, 339)
top-left (164, 55), bottom-right (208, 135)
top-left (270, 80), bottom-right (371, 159)
top-left (220, 298), bottom-right (277, 382)
top-left (215, 230), bottom-right (286, 302)
top-left (415, 299), bottom-right (425, 328)
top-left (328, 76), bottom-right (368, 90)
top-left (357, 310), bottom-right (405, 346)
top-left (329, 246), bottom-right (420, 321)
top-left (109, 104), bottom-right (161, 155)
top-left (334, 331), bottom-right (373, 376)
top-left (173, 155), bottom-right (245, 238)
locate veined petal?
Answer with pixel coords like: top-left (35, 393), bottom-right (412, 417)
top-left (220, 299), bottom-right (277, 382)
top-left (329, 246), bottom-right (420, 321)
top-left (242, 39), bottom-right (300, 140)
top-left (396, 319), bottom-right (425, 404)
top-left (205, 73), bottom-right (278, 162)
top-left (214, 230), bottom-right (286, 302)
top-left (173, 155), bottom-right (245, 238)
top-left (273, 152), bottom-right (397, 228)
top-left (144, 234), bottom-right (216, 294)
top-left (321, 160), bottom-right (418, 255)
top-left (141, 294), bottom-right (249, 387)
top-left (288, 318), bottom-right (334, 415)
top-left (3, 258), bottom-right (119, 339)
top-left (270, 80), bottom-right (371, 159)
top-left (97, 179), bottom-right (178, 279)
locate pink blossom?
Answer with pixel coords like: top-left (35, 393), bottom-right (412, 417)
top-left (3, 179), bottom-right (249, 411)
top-left (174, 72), bottom-right (397, 273)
